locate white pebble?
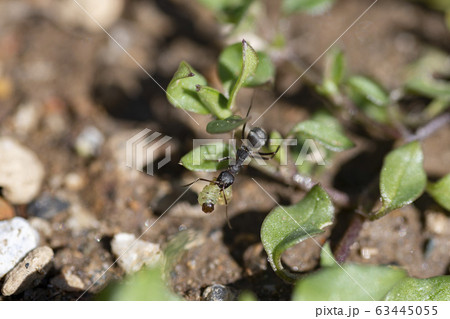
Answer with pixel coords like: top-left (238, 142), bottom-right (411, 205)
top-left (0, 217), bottom-right (40, 278)
top-left (54, 0), bottom-right (124, 33)
top-left (111, 233), bottom-right (161, 274)
top-left (0, 137), bottom-right (45, 204)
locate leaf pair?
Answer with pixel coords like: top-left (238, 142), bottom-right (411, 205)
top-left (167, 40), bottom-right (275, 129)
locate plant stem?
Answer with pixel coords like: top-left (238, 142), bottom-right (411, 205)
top-left (333, 213), bottom-right (365, 263)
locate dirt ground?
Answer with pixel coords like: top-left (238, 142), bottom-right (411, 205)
top-left (0, 0), bottom-right (449, 300)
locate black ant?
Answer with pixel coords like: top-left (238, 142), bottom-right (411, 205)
top-left (184, 99), bottom-right (280, 226)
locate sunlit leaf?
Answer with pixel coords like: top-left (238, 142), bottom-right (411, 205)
top-left (206, 115), bottom-right (247, 134)
top-left (218, 41), bottom-right (273, 99)
top-left (97, 265), bottom-right (181, 301)
top-left (293, 264), bottom-right (407, 301)
top-left (180, 142), bottom-right (231, 172)
top-left (290, 119), bottom-right (354, 152)
top-left (227, 40), bottom-right (258, 109)
top-left (166, 61), bottom-right (210, 114)
top-left (427, 174), bottom-right (450, 211)
top-left (261, 185), bottom-right (334, 282)
top-left (374, 141), bottom-right (426, 219)
top-left (384, 276), bottom-right (450, 301)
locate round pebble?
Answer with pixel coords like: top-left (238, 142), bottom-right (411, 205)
top-left (27, 193), bottom-right (70, 220)
top-left (202, 284), bottom-right (236, 301)
top-left (0, 137), bottom-right (44, 204)
top-left (74, 126), bottom-right (105, 158)
top-left (111, 233), bottom-right (161, 274)
top-left (0, 217), bottom-right (40, 278)
top-left (1, 246), bottom-right (54, 296)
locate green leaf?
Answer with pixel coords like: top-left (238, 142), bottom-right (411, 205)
top-left (180, 142), bottom-right (231, 172)
top-left (320, 242), bottom-right (336, 267)
top-left (346, 76), bottom-right (389, 123)
top-left (196, 85), bottom-right (233, 119)
top-left (282, 0), bottom-right (335, 14)
top-left (206, 115), bottom-right (247, 134)
top-left (239, 290), bottom-right (257, 301)
top-left (384, 276), bottom-right (450, 301)
top-left (227, 40), bottom-right (258, 109)
top-left (97, 265), bottom-right (181, 301)
top-left (427, 174), bottom-right (450, 211)
top-left (347, 76), bottom-right (389, 106)
top-left (290, 119), bottom-right (354, 152)
top-left (218, 41), bottom-right (273, 101)
top-left (405, 77), bottom-right (450, 100)
top-left (374, 141), bottom-right (426, 219)
top-left (261, 185), bottom-right (334, 282)
top-left (317, 49), bottom-right (345, 97)
top-left (293, 264), bottom-right (407, 301)
top-left (196, 0), bottom-right (254, 24)
top-left (166, 61), bottom-right (210, 114)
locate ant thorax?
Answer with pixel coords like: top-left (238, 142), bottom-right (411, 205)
top-left (245, 127), bottom-right (268, 150)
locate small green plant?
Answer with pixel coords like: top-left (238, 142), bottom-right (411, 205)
top-left (164, 40), bottom-right (450, 300)
top-left (162, 29), bottom-right (450, 300)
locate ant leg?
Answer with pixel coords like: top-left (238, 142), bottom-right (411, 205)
top-left (221, 188), bottom-right (232, 229)
top-left (258, 145), bottom-right (281, 159)
top-left (182, 178), bottom-right (216, 187)
top-left (216, 156), bottom-right (230, 163)
top-left (250, 153), bottom-right (271, 161)
top-left (249, 145), bottom-right (281, 161)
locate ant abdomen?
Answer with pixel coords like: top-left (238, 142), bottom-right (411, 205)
top-left (198, 183), bottom-right (232, 214)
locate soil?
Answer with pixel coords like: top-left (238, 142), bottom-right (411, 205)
top-left (0, 0), bottom-right (449, 300)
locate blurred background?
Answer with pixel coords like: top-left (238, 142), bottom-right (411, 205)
top-left (0, 0), bottom-right (449, 300)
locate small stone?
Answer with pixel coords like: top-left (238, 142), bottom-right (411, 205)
top-left (111, 233), bottom-right (161, 274)
top-left (13, 102), bottom-right (41, 135)
top-left (51, 266), bottom-right (86, 292)
top-left (27, 193), bottom-right (70, 219)
top-left (54, 0), bottom-right (125, 33)
top-left (1, 246), bottom-right (54, 296)
top-left (426, 211), bottom-right (450, 236)
top-left (64, 173), bottom-right (85, 191)
top-left (202, 284), bottom-right (236, 301)
top-left (0, 197), bottom-right (15, 221)
top-left (74, 126), bottom-right (105, 158)
top-left (0, 217), bottom-right (40, 278)
top-left (0, 137), bottom-right (45, 204)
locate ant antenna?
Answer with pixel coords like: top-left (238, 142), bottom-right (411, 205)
top-left (221, 188), bottom-right (232, 229)
top-left (241, 91), bottom-right (255, 140)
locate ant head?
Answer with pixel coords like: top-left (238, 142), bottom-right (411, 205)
top-left (202, 202), bottom-right (215, 213)
top-left (247, 127), bottom-right (267, 149)
top-left (217, 170), bottom-right (234, 188)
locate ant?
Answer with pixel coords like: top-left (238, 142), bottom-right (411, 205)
top-left (184, 99), bottom-right (280, 227)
